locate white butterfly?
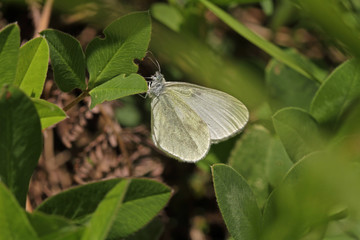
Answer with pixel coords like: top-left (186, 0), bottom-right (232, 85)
top-left (148, 71), bottom-right (249, 162)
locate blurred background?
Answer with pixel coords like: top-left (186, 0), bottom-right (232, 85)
top-left (0, 0), bottom-right (353, 239)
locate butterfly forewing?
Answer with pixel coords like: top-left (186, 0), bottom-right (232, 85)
top-left (151, 90), bottom-right (211, 162)
top-left (165, 82), bottom-right (249, 143)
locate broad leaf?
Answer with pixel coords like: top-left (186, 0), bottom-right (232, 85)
top-left (0, 23), bottom-right (20, 87)
top-left (310, 59), bottom-right (360, 124)
top-left (229, 125), bottom-right (292, 207)
top-left (0, 182), bottom-right (39, 240)
top-left (89, 73), bottom-right (147, 109)
top-left (82, 179), bottom-right (171, 239)
top-left (86, 12), bottom-right (151, 89)
top-left (15, 37), bottom-right (49, 98)
top-left (124, 217), bottom-right (164, 240)
top-left (36, 178), bottom-right (171, 239)
top-left (32, 98), bottom-right (67, 129)
top-left (36, 179), bottom-right (121, 219)
top-left (212, 164), bottom-right (261, 240)
top-left (272, 107), bottom-right (323, 162)
top-left (266, 54), bottom-right (319, 112)
top-left (199, 0), bottom-right (323, 82)
top-left (41, 29), bottom-right (86, 92)
top-left (0, 85), bottom-right (42, 207)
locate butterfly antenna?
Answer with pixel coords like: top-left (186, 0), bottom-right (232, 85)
top-left (146, 51), bottom-right (161, 72)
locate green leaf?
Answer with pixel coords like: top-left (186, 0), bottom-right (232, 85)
top-left (310, 59), bottom-right (360, 124)
top-left (266, 54), bottom-right (320, 112)
top-left (198, 0), bottom-right (323, 82)
top-left (40, 29), bottom-right (86, 92)
top-left (151, 3), bottom-right (183, 32)
top-left (14, 37), bottom-right (49, 98)
top-left (89, 73), bottom-right (147, 109)
top-left (0, 85), bottom-right (42, 207)
top-left (27, 211), bottom-right (84, 240)
top-left (36, 178), bottom-right (171, 239)
top-left (212, 164), bottom-right (261, 240)
top-left (272, 107), bottom-right (323, 162)
top-left (82, 179), bottom-right (172, 240)
top-left (36, 179), bottom-right (122, 219)
top-left (0, 23), bottom-right (20, 87)
top-left (86, 11), bottom-right (151, 89)
top-left (32, 98), bottom-right (67, 129)
top-left (229, 125), bottom-right (292, 207)
top-left (124, 217), bottom-right (164, 240)
top-left (0, 182), bottom-right (39, 240)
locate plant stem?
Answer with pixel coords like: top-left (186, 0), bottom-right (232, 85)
top-left (63, 90), bottom-right (89, 112)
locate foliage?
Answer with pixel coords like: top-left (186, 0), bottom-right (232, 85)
top-left (2, 0), bottom-right (360, 239)
top-left (0, 11), bottom-right (171, 239)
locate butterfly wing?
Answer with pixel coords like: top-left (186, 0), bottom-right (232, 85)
top-left (165, 82), bottom-right (249, 143)
top-left (151, 89), bottom-right (211, 162)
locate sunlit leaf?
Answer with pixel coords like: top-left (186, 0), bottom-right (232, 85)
top-left (32, 98), bottom-right (67, 129)
top-left (15, 37), bottom-right (49, 98)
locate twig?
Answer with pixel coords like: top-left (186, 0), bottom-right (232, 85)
top-left (35, 0), bottom-right (54, 37)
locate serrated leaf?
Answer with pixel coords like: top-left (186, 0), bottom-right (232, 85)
top-left (310, 59), bottom-right (360, 124)
top-left (15, 37), bottom-right (49, 98)
top-left (0, 85), bottom-right (42, 207)
top-left (89, 73), bottom-right (147, 109)
top-left (229, 125), bottom-right (292, 207)
top-left (272, 107), bottom-right (323, 162)
top-left (32, 98), bottom-right (67, 129)
top-left (0, 182), bottom-right (39, 240)
top-left (82, 179), bottom-right (171, 240)
top-left (0, 23), bottom-right (20, 87)
top-left (266, 54), bottom-right (319, 112)
top-left (86, 12), bottom-right (151, 89)
top-left (212, 164), bottom-right (261, 240)
top-left (40, 29), bottom-right (86, 92)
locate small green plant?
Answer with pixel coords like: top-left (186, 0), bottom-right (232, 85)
top-left (0, 12), bottom-right (172, 239)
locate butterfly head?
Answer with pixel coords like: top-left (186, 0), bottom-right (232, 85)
top-left (147, 71), bottom-right (166, 98)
